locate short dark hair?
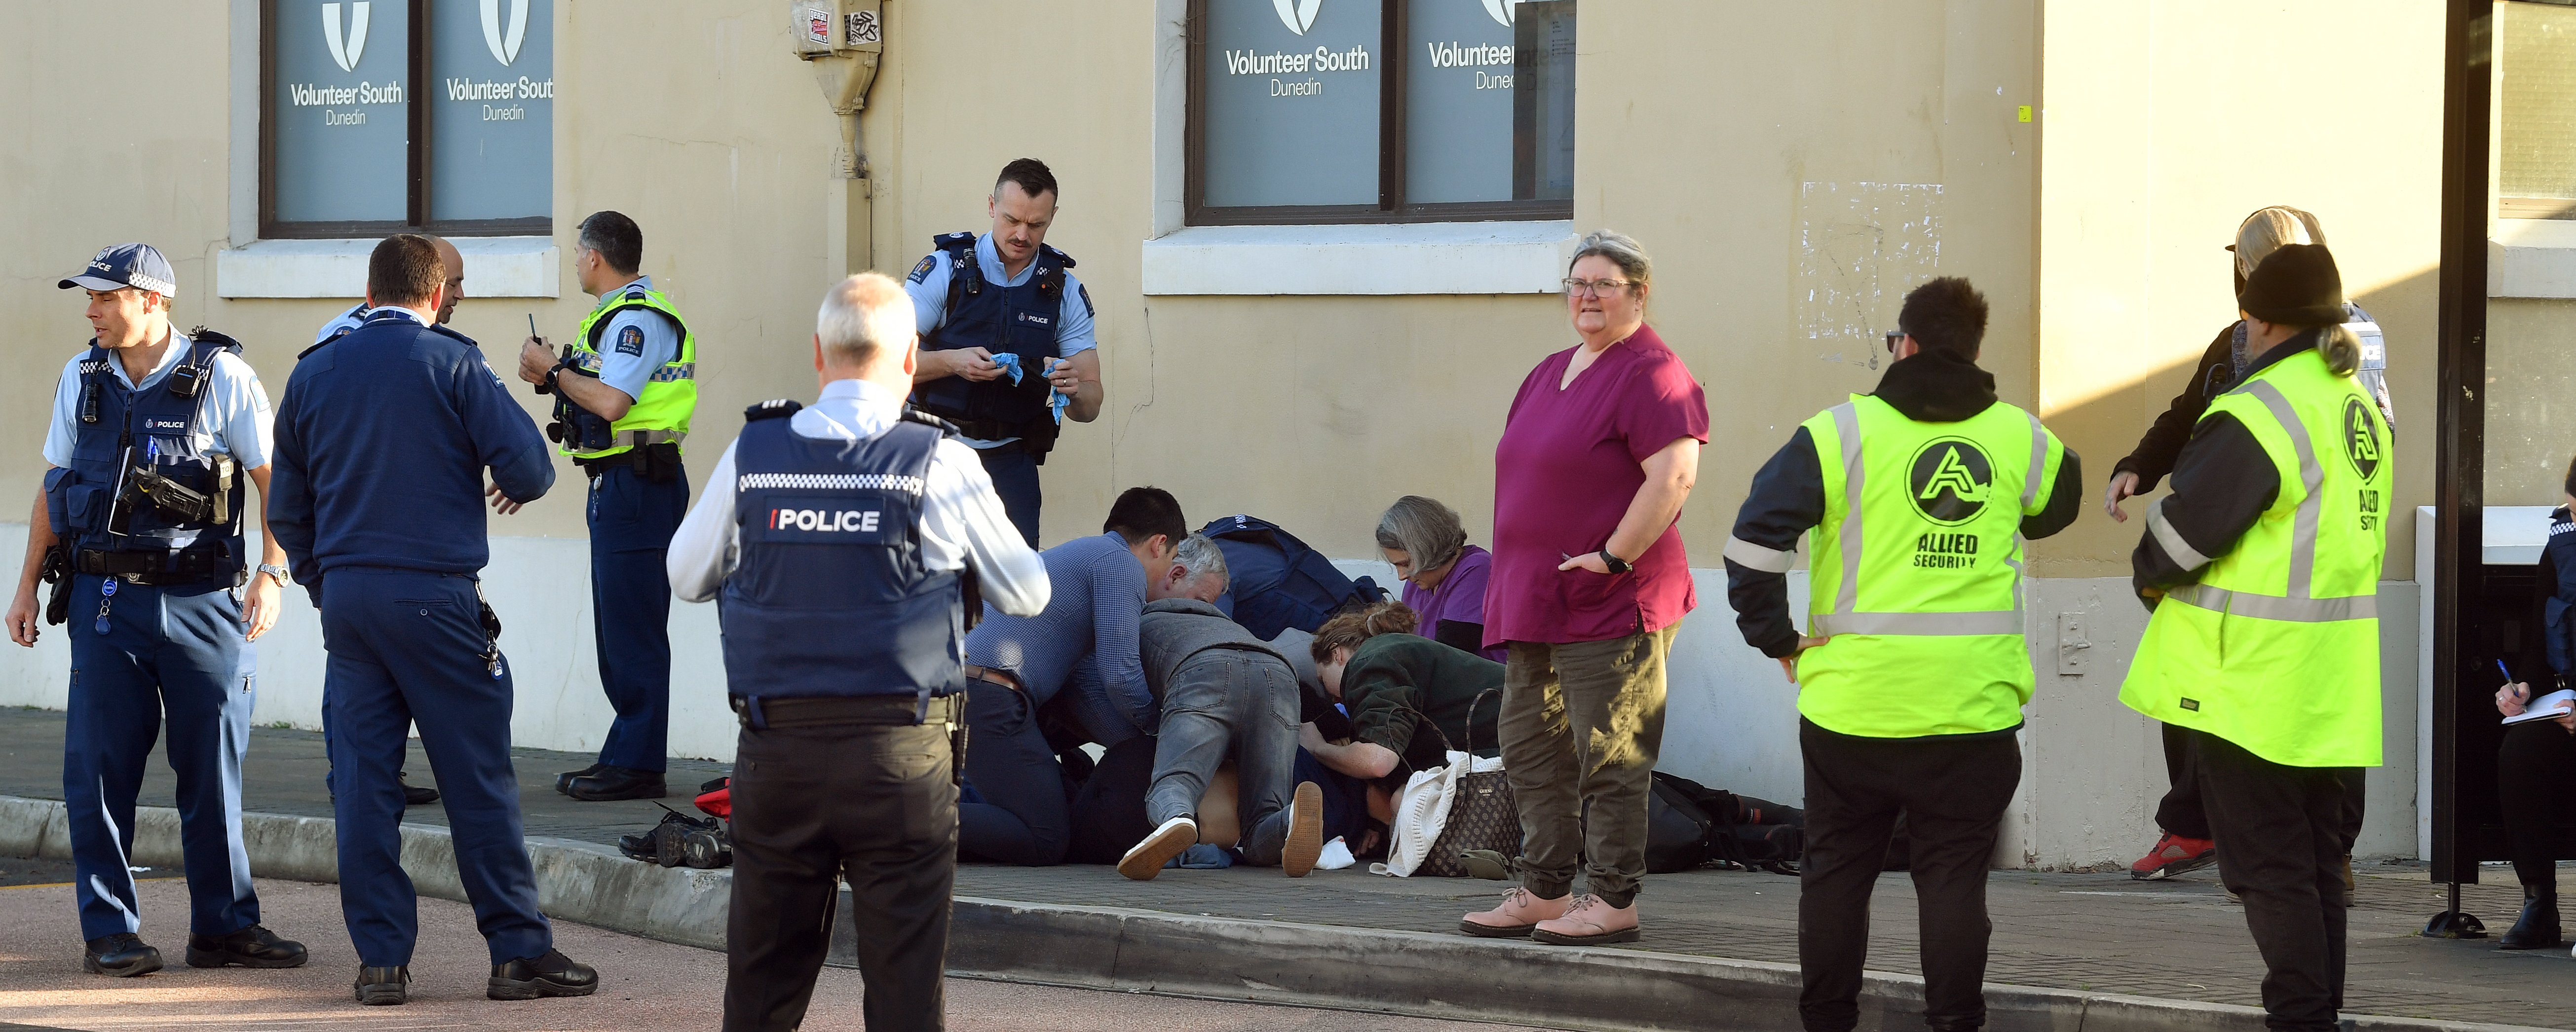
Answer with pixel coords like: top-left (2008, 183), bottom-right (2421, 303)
top-left (1897, 277), bottom-right (1989, 360)
top-left (367, 234), bottom-right (446, 308)
top-left (994, 158), bottom-right (1059, 203)
top-left (578, 211), bottom-right (644, 275)
top-left (1104, 486), bottom-right (1185, 548)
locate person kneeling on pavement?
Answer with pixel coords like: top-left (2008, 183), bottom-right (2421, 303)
top-left (1301, 600), bottom-right (1504, 837)
top-left (1118, 534), bottom-right (1326, 879)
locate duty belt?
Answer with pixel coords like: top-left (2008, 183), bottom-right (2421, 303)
top-left (730, 693), bottom-right (960, 730)
top-left (75, 547), bottom-right (236, 586)
top-left (576, 435), bottom-right (684, 476)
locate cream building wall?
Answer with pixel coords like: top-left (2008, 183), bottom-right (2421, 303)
top-left (0, 0), bottom-right (2505, 867)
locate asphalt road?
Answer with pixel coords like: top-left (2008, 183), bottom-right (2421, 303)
top-left (0, 876), bottom-right (1556, 1031)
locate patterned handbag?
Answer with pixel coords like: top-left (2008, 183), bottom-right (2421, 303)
top-left (1413, 691), bottom-right (1520, 878)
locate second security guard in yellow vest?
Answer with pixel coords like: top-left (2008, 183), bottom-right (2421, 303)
top-left (1724, 277), bottom-right (2082, 1032)
top-left (514, 211), bottom-right (698, 803)
top-left (2119, 243), bottom-right (2387, 1032)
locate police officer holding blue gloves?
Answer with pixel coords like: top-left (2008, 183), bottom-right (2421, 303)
top-left (269, 235), bottom-right (595, 1007)
top-left (904, 158), bottom-right (1103, 546)
top-left (5, 243), bottom-right (307, 979)
top-left (669, 272), bottom-right (1049, 1032)
top-left (517, 211), bottom-right (697, 803)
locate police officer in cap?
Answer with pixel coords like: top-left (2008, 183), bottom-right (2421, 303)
top-left (669, 272), bottom-right (1049, 1032)
top-left (271, 234), bottom-right (594, 1006)
top-left (518, 211), bottom-right (699, 803)
top-left (903, 157), bottom-right (1103, 546)
top-left (2122, 243), bottom-right (2390, 1032)
top-left (313, 235), bottom-right (466, 809)
top-left (5, 243), bottom-right (307, 977)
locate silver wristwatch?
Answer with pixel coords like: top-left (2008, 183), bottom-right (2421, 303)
top-left (257, 563), bottom-right (292, 585)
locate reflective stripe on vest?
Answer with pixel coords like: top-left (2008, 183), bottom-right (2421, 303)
top-left (568, 287), bottom-right (699, 459)
top-left (1794, 394), bottom-right (2063, 738)
top-left (2119, 347), bottom-right (2389, 768)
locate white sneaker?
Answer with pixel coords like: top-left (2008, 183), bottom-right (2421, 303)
top-left (1282, 782), bottom-right (1324, 878)
top-left (1118, 816), bottom-right (1198, 881)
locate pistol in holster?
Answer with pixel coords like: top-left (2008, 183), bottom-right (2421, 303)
top-left (39, 545), bottom-right (70, 627)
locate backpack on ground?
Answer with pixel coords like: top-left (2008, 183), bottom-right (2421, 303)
top-left (1201, 515), bottom-right (1390, 640)
top-left (1643, 771), bottom-right (1804, 875)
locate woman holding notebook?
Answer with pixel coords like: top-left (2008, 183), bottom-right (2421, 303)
top-left (2492, 456), bottom-right (2576, 953)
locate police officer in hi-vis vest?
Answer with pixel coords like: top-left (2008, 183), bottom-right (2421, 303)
top-left (1725, 277), bottom-right (2083, 1032)
top-left (902, 158), bottom-right (1103, 546)
top-left (517, 211), bottom-right (699, 802)
top-left (6, 244), bottom-right (308, 978)
top-left (667, 273), bottom-right (1049, 1032)
top-left (2122, 243), bottom-right (2389, 1032)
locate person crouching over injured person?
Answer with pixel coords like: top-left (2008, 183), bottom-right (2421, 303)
top-left (1118, 534), bottom-right (1325, 879)
top-left (1301, 600), bottom-right (1506, 834)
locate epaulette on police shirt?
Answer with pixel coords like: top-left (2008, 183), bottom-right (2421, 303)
top-left (744, 399), bottom-right (803, 421)
top-left (185, 326), bottom-right (247, 355)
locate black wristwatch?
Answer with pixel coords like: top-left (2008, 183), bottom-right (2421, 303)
top-left (1598, 549), bottom-right (1632, 574)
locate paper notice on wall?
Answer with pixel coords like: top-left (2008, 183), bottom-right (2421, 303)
top-left (1796, 182), bottom-right (1945, 369)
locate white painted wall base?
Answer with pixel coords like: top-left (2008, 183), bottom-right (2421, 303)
top-left (1, 524), bottom-right (2423, 868)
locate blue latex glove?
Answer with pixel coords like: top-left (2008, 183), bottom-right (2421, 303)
top-left (984, 354), bottom-right (1070, 425)
top-left (987, 352), bottom-right (1027, 385)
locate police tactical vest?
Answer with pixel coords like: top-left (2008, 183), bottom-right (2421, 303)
top-left (1794, 394), bottom-right (2064, 737)
top-left (2121, 348), bottom-right (2390, 768)
top-left (565, 284), bottom-right (698, 459)
top-left (719, 404), bottom-right (964, 706)
top-left (43, 332), bottom-right (249, 570)
top-left (910, 231), bottom-right (1071, 453)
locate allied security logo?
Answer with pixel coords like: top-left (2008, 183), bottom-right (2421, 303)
top-left (480, 0), bottom-right (530, 67)
top-left (1907, 437), bottom-right (1994, 526)
top-left (2342, 397), bottom-right (2383, 480)
top-left (322, 2), bottom-right (372, 73)
top-left (1272, 0), bottom-right (1322, 35)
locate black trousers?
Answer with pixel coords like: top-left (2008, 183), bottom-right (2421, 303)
top-left (2191, 730), bottom-right (2362, 1032)
top-left (2154, 722), bottom-right (2212, 840)
top-left (1797, 720), bottom-right (2021, 1032)
top-left (723, 705), bottom-right (957, 1032)
top-left (2497, 720), bottom-right (2576, 890)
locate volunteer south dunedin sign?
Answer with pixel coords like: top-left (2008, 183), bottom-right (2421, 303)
top-left (1226, 0), bottom-right (1372, 96)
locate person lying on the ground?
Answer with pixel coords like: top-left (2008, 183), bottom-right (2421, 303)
top-left (956, 486), bottom-right (1185, 866)
top-left (1299, 601), bottom-right (1504, 829)
top-left (1117, 534), bottom-right (1325, 880)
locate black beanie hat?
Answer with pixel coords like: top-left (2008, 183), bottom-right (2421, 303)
top-left (2237, 243), bottom-right (2345, 327)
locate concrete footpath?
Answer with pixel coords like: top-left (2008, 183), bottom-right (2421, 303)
top-left (0, 708), bottom-right (2566, 1032)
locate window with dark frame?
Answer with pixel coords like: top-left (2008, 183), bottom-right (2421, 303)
top-left (262, 0), bottom-right (554, 239)
top-left (2500, 0), bottom-right (2576, 219)
top-left (1187, 0), bottom-right (1576, 226)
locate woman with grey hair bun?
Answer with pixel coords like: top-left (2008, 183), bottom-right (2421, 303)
top-left (1375, 496), bottom-right (1505, 662)
top-left (1462, 229), bottom-right (1708, 947)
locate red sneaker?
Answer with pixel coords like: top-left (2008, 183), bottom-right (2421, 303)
top-left (2129, 832), bottom-right (2217, 880)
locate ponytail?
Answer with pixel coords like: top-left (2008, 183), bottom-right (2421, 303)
top-left (1310, 600), bottom-right (1421, 663)
top-left (2319, 323), bottom-right (2361, 378)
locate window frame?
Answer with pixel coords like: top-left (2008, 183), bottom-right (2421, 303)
top-left (258, 0), bottom-right (552, 240)
top-left (1183, 0), bottom-right (1574, 227)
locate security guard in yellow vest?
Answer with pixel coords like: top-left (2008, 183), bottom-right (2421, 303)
top-left (2121, 243), bottom-right (2387, 1032)
top-left (1725, 277), bottom-right (2082, 1032)
top-left (516, 211), bottom-right (697, 802)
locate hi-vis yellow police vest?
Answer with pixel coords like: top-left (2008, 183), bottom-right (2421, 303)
top-left (1794, 395), bottom-right (2066, 737)
top-left (567, 285), bottom-right (698, 459)
top-left (2121, 349), bottom-right (2390, 768)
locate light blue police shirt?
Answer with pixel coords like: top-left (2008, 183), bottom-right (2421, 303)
top-left (587, 275), bottom-right (683, 405)
top-left (313, 302), bottom-right (371, 346)
top-left (901, 234), bottom-right (1097, 448)
top-left (42, 331), bottom-right (274, 471)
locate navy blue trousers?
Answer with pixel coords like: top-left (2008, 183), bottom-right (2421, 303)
top-left (319, 567), bottom-right (548, 966)
top-left (587, 464), bottom-right (689, 773)
top-left (976, 446), bottom-right (1041, 548)
top-left (957, 679), bottom-right (1070, 865)
top-left (63, 574), bottom-right (259, 942)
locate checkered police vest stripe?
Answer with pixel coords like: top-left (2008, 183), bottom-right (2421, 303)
top-left (736, 472), bottom-right (925, 494)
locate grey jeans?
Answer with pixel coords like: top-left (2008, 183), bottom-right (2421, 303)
top-left (1146, 650), bottom-right (1301, 866)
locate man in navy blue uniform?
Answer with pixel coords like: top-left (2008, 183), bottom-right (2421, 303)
top-left (6, 243), bottom-right (307, 978)
top-left (903, 158), bottom-right (1103, 546)
top-left (670, 272), bottom-right (1050, 1031)
top-left (268, 235), bottom-right (595, 1006)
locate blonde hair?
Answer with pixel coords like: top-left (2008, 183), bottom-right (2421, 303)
top-left (2234, 207), bottom-right (2328, 281)
top-left (1309, 600), bottom-right (1420, 664)
top-left (816, 272), bottom-right (915, 367)
top-left (2318, 323), bottom-right (2363, 377)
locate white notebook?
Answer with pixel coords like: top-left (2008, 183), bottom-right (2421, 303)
top-left (2503, 688), bottom-right (2576, 726)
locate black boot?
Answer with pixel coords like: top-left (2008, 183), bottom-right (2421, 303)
top-left (2498, 886), bottom-right (2562, 951)
top-left (83, 933), bottom-right (163, 977)
top-left (489, 949), bottom-right (598, 1000)
top-left (185, 924), bottom-right (308, 968)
